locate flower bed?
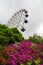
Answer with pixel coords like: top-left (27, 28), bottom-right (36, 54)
top-left (0, 40), bottom-right (43, 65)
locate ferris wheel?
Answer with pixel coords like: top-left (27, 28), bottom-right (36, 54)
top-left (6, 9), bottom-right (29, 32)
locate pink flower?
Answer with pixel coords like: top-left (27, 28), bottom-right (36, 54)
top-left (11, 60), bottom-right (16, 65)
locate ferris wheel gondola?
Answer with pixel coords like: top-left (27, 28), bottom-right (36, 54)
top-left (6, 9), bottom-right (29, 32)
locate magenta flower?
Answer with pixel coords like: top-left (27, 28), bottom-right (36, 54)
top-left (40, 63), bottom-right (43, 65)
top-left (0, 40), bottom-right (43, 65)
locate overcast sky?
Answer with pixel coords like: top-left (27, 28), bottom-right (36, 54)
top-left (0, 0), bottom-right (43, 39)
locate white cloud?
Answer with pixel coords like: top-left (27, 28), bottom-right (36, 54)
top-left (36, 24), bottom-right (43, 36)
top-left (33, 0), bottom-right (41, 5)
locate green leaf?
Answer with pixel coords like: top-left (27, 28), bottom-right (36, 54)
top-left (27, 61), bottom-right (32, 65)
top-left (34, 60), bottom-right (40, 65)
top-left (20, 64), bottom-right (24, 65)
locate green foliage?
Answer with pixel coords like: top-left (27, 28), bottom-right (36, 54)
top-left (20, 64), bottom-right (24, 65)
top-left (11, 28), bottom-right (24, 42)
top-left (27, 60), bottom-right (40, 65)
top-left (29, 34), bottom-right (43, 44)
top-left (0, 45), bottom-right (4, 52)
top-left (34, 60), bottom-right (40, 65)
top-left (27, 61), bottom-right (32, 65)
top-left (0, 24), bottom-right (24, 46)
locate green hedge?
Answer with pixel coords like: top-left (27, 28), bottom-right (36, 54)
top-left (0, 24), bottom-right (24, 46)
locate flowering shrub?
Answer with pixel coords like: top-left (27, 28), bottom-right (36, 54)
top-left (0, 40), bottom-right (43, 65)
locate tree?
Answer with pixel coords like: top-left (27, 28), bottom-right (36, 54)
top-left (0, 24), bottom-right (24, 46)
top-left (29, 34), bottom-right (43, 44)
